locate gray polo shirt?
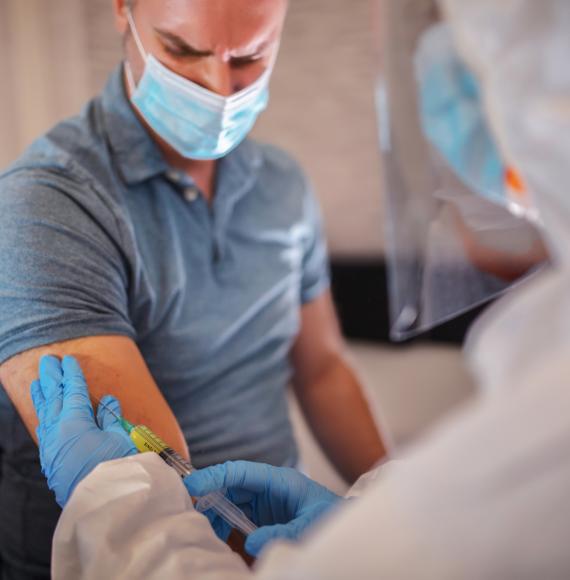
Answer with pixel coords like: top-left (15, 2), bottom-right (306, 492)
top-left (0, 66), bottom-right (330, 468)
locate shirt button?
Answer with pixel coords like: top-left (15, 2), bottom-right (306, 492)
top-left (166, 170), bottom-right (182, 183)
top-left (184, 187), bottom-right (199, 202)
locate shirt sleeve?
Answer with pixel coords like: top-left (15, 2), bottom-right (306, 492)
top-left (300, 178), bottom-right (331, 305)
top-left (0, 167), bottom-right (135, 365)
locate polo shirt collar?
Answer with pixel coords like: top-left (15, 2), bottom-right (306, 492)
top-left (100, 64), bottom-right (168, 185)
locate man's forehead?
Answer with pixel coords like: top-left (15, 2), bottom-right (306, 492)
top-left (136, 0), bottom-right (286, 54)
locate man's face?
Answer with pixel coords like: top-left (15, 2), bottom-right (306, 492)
top-left (114, 0), bottom-right (288, 96)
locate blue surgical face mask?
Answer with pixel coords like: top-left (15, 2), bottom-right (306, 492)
top-left (125, 9), bottom-right (272, 160)
top-left (415, 23), bottom-right (505, 204)
top-left (414, 23), bottom-right (540, 226)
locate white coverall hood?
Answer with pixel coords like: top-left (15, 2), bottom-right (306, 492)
top-left (439, 0), bottom-right (570, 393)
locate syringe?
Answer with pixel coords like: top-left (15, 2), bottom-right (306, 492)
top-left (95, 397), bottom-right (257, 536)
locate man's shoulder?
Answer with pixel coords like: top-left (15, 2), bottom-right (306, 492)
top-left (253, 140), bottom-right (306, 180)
top-left (0, 102), bottom-right (130, 247)
top-left (248, 140), bottom-right (314, 210)
top-left (1, 97), bottom-right (111, 194)
top-left (0, 97), bottom-right (123, 218)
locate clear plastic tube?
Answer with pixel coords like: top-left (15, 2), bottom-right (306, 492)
top-left (131, 428), bottom-right (257, 536)
top-left (195, 490), bottom-right (258, 536)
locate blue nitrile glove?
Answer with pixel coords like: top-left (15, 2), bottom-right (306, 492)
top-left (31, 355), bottom-right (137, 507)
top-left (184, 461), bottom-right (342, 556)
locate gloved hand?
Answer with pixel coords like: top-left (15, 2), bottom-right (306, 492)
top-left (31, 355), bottom-right (137, 507)
top-left (184, 461), bottom-right (342, 556)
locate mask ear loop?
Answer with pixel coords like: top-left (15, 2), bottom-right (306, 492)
top-left (125, 8), bottom-right (148, 60)
top-left (124, 7), bottom-right (148, 93)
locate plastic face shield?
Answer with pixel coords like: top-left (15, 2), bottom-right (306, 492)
top-left (374, 0), bottom-right (548, 341)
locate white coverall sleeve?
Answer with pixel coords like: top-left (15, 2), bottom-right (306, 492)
top-left (52, 453), bottom-right (250, 580)
top-left (55, 348), bottom-right (570, 580)
top-left (256, 363), bottom-right (570, 579)
top-left (52, 451), bottom-right (383, 580)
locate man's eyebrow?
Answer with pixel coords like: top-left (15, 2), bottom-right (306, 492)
top-left (230, 39), bottom-right (276, 63)
top-left (154, 28), bottom-right (214, 58)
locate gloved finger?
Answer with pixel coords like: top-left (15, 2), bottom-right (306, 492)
top-left (184, 466), bottom-right (224, 497)
top-left (212, 518), bottom-right (232, 542)
top-left (222, 488), bottom-right (256, 521)
top-left (226, 488), bottom-right (255, 507)
top-left (97, 395), bottom-right (123, 432)
top-left (61, 356), bottom-right (93, 418)
top-left (96, 396), bottom-right (136, 455)
top-left (184, 461), bottom-right (272, 497)
top-left (30, 379), bottom-right (45, 421)
top-left (38, 355), bottom-right (63, 423)
top-left (213, 519), bottom-right (232, 543)
top-left (31, 382), bottom-right (48, 473)
top-left (244, 518), bottom-right (307, 557)
top-left (229, 500), bottom-right (254, 523)
top-left (31, 381), bottom-right (48, 469)
top-left (35, 422), bottom-right (47, 475)
top-left (199, 509), bottom-right (232, 542)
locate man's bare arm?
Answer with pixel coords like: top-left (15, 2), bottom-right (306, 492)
top-left (291, 291), bottom-right (387, 483)
top-left (0, 335), bottom-right (189, 458)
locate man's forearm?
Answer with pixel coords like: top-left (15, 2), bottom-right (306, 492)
top-left (293, 355), bottom-right (387, 483)
top-left (0, 336), bottom-right (190, 459)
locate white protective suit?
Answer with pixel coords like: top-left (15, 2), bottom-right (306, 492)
top-left (52, 1), bottom-right (570, 578)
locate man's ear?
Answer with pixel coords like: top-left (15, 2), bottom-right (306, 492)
top-left (112, 0), bottom-right (130, 35)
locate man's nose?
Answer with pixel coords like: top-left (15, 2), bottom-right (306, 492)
top-left (198, 59), bottom-right (236, 97)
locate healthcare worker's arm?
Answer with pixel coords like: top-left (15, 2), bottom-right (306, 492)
top-left (53, 450), bottom-right (376, 580)
top-left (291, 290), bottom-right (387, 483)
top-left (55, 345), bottom-right (570, 580)
top-left (53, 454), bottom-right (252, 580)
top-left (48, 328), bottom-right (570, 579)
top-left (52, 361), bottom-right (558, 580)
top-left (452, 206), bottom-right (548, 282)
top-left (0, 335), bottom-right (189, 458)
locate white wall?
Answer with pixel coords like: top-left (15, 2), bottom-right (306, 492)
top-left (0, 0), bottom-right (385, 256)
top-left (0, 0), bottom-right (117, 164)
top-left (252, 0), bottom-right (385, 256)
